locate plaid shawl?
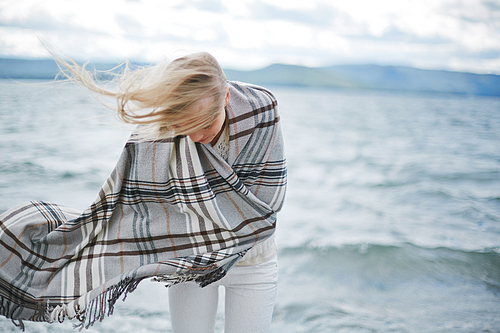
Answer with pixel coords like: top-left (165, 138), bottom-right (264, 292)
top-left (0, 81), bottom-right (287, 330)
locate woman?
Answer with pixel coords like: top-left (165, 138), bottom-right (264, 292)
top-left (0, 52), bottom-right (287, 332)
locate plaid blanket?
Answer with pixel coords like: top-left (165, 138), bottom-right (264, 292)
top-left (0, 81), bottom-right (287, 329)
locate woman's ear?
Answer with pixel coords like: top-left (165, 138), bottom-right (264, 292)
top-left (225, 86), bottom-right (231, 106)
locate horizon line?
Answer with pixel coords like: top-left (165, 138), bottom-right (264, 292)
top-left (1, 56), bottom-right (499, 76)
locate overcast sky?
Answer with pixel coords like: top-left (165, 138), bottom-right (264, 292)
top-left (1, 0), bottom-right (499, 73)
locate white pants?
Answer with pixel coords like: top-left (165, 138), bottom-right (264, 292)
top-left (168, 257), bottom-right (278, 333)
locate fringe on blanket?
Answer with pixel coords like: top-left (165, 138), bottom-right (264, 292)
top-left (59, 253), bottom-right (241, 330)
top-left (1, 250), bottom-right (244, 331)
top-left (72, 277), bottom-right (143, 330)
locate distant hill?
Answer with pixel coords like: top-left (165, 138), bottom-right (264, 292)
top-left (1, 58), bottom-right (499, 96)
top-left (323, 65), bottom-right (500, 97)
top-left (0, 58), bottom-right (124, 80)
top-left (226, 64), bottom-right (500, 97)
top-left (0, 58), bottom-right (60, 79)
top-left (224, 64), bottom-right (360, 89)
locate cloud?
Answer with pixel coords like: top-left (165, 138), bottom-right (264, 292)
top-left (186, 0), bottom-right (226, 13)
top-left (445, 0), bottom-right (500, 23)
top-left (247, 1), bottom-right (343, 27)
top-left (0, 5), bottom-right (64, 31)
top-left (484, 0), bottom-right (500, 11)
top-left (114, 14), bottom-right (146, 37)
top-left (0, 0), bottom-right (499, 73)
top-left (378, 27), bottom-right (452, 45)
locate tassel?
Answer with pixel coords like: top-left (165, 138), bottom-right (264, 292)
top-left (72, 276), bottom-right (145, 330)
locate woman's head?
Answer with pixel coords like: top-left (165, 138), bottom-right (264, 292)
top-left (53, 51), bottom-right (229, 140)
top-left (177, 87), bottom-right (230, 144)
top-left (117, 52), bottom-right (230, 140)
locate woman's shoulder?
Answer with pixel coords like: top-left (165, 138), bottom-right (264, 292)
top-left (227, 81), bottom-right (277, 110)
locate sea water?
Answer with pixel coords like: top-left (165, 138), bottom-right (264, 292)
top-left (0, 80), bottom-right (499, 332)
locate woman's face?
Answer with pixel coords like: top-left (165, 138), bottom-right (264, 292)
top-left (187, 107), bottom-right (226, 145)
top-left (187, 87), bottom-right (230, 145)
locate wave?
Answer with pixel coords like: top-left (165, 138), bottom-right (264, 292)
top-left (278, 242), bottom-right (500, 292)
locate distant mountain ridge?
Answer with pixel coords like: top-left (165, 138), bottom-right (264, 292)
top-left (0, 58), bottom-right (124, 80)
top-left (325, 65), bottom-right (500, 96)
top-left (225, 64), bottom-right (500, 96)
top-left (1, 58), bottom-right (499, 96)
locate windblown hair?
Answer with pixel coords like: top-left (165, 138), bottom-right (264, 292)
top-left (52, 52), bottom-right (228, 140)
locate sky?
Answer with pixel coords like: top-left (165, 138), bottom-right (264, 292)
top-left (0, 0), bottom-right (499, 74)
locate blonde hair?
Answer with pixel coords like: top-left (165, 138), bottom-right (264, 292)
top-left (52, 51), bottom-right (228, 140)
